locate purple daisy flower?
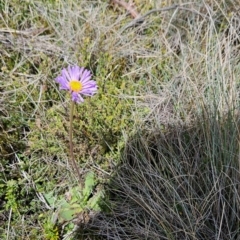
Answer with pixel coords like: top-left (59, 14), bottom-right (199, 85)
top-left (55, 65), bottom-right (97, 103)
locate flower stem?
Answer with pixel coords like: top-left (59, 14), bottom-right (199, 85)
top-left (69, 101), bottom-right (82, 184)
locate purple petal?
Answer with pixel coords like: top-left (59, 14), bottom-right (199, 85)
top-left (80, 75), bottom-right (92, 84)
top-left (82, 83), bottom-right (97, 90)
top-left (61, 68), bottom-right (71, 81)
top-left (71, 92), bottom-right (84, 103)
top-left (80, 89), bottom-right (97, 96)
top-left (69, 66), bottom-right (81, 80)
top-left (55, 76), bottom-right (69, 90)
top-left (81, 69), bottom-right (91, 81)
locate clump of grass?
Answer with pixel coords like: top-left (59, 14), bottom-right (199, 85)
top-left (84, 107), bottom-right (240, 240)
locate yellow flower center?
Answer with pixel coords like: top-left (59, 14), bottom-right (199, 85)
top-left (69, 80), bottom-right (82, 92)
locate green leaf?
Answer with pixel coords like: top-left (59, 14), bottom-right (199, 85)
top-left (58, 200), bottom-right (83, 222)
top-left (82, 171), bottom-right (95, 203)
top-left (68, 186), bottom-right (82, 204)
top-left (43, 191), bottom-right (57, 208)
top-left (88, 189), bottom-right (104, 211)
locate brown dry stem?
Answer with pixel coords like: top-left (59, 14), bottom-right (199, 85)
top-left (111, 0), bottom-right (141, 19)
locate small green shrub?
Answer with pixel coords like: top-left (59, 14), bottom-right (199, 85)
top-left (4, 180), bottom-right (19, 213)
top-left (43, 219), bottom-right (59, 240)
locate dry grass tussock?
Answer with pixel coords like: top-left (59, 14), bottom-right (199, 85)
top-left (0, 0), bottom-right (240, 239)
top-left (83, 112), bottom-right (240, 239)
